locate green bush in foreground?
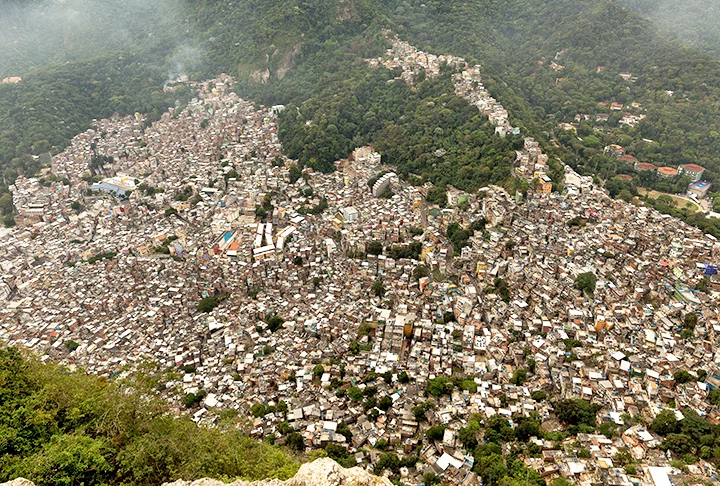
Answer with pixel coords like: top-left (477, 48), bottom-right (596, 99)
top-left (0, 347), bottom-right (299, 485)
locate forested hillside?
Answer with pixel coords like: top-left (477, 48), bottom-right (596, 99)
top-left (0, 0), bottom-right (188, 76)
top-left (381, 0), bottom-right (720, 180)
top-left (621, 0), bottom-right (720, 57)
top-left (279, 66), bottom-right (526, 190)
top-left (0, 347), bottom-right (299, 485)
top-left (2, 0), bottom-right (720, 220)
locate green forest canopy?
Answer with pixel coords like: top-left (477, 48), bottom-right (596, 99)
top-left (0, 346), bottom-right (299, 485)
top-left (2, 0), bottom-right (720, 220)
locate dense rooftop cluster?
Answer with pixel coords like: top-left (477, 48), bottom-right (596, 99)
top-left (1, 60), bottom-right (720, 486)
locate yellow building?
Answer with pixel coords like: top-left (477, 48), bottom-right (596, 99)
top-left (537, 175), bottom-right (553, 194)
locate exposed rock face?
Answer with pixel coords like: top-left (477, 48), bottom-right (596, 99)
top-left (163, 458), bottom-right (392, 486)
top-left (0, 458), bottom-right (390, 486)
top-left (0, 479), bottom-right (35, 486)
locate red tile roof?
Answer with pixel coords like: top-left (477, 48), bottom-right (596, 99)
top-left (680, 163), bottom-right (705, 173)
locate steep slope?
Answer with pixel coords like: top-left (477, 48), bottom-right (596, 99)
top-left (0, 347), bottom-right (299, 485)
top-left (1, 0), bottom-right (720, 213)
top-left (0, 459), bottom-right (392, 486)
top-left (621, 0), bottom-right (720, 57)
top-left (164, 458), bottom-right (393, 486)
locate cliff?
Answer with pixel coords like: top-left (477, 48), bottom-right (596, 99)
top-left (0, 458), bottom-right (392, 486)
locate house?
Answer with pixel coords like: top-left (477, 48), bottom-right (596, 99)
top-left (605, 144), bottom-right (625, 156)
top-left (657, 167), bottom-right (678, 179)
top-left (537, 176), bottom-right (553, 195)
top-left (688, 181), bottom-right (712, 200)
top-left (634, 162), bottom-right (657, 172)
top-left (619, 72), bottom-right (632, 81)
top-left (618, 154), bottom-right (638, 165)
top-left (678, 164), bottom-right (705, 182)
top-left (340, 207), bottom-right (359, 222)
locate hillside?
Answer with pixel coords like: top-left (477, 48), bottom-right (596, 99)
top-left (1, 0), bottom-right (719, 191)
top-left (0, 347), bottom-right (300, 485)
top-left (0, 0), bottom-right (187, 76)
top-left (621, 0), bottom-right (720, 57)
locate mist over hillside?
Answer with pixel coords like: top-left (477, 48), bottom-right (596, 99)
top-left (621, 0), bottom-right (720, 57)
top-left (0, 0), bottom-right (192, 77)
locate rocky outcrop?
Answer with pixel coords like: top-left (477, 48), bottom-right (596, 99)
top-left (0, 479), bottom-right (35, 486)
top-left (163, 458), bottom-right (392, 486)
top-left (0, 458), bottom-right (390, 486)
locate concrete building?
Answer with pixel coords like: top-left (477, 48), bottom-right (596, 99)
top-left (678, 163), bottom-right (705, 182)
top-left (657, 167), bottom-right (678, 179)
top-left (688, 180), bottom-right (712, 199)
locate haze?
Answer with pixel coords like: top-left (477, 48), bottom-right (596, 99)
top-left (0, 0), bottom-right (186, 77)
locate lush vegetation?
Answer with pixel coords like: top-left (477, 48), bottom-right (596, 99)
top-left (0, 346), bottom-right (299, 485)
top-left (651, 408), bottom-right (720, 462)
top-left (621, 0), bottom-right (720, 58)
top-left (3, 0), bottom-right (720, 221)
top-left (279, 65), bottom-right (528, 191)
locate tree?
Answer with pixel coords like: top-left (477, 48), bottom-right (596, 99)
top-left (371, 279), bottom-right (385, 297)
top-left (182, 390), bottom-right (207, 408)
top-left (286, 432), bottom-right (305, 451)
top-left (426, 377), bottom-right (449, 397)
top-left (375, 453), bottom-right (400, 473)
top-left (288, 164), bottom-right (302, 184)
top-left (426, 426), bottom-right (446, 442)
top-left (575, 272), bottom-right (597, 294)
top-left (197, 296), bottom-right (219, 313)
top-left (64, 340), bottom-right (80, 352)
top-left (412, 401), bottom-right (433, 422)
top-left (0, 194), bottom-right (13, 215)
top-left (336, 422), bottom-right (352, 440)
top-left (554, 399), bottom-right (597, 427)
top-left (618, 189), bottom-right (633, 202)
top-left (250, 403), bottom-right (268, 418)
top-left (484, 415), bottom-right (515, 443)
top-left (680, 409), bottom-right (713, 442)
top-left (459, 420), bottom-right (481, 450)
top-left (423, 472), bottom-right (442, 486)
top-left (18, 434), bottom-right (112, 486)
top-left (651, 409), bottom-right (680, 436)
top-left (515, 418), bottom-right (540, 442)
top-left (656, 195), bottom-right (675, 207)
top-left (509, 369), bottom-right (528, 386)
top-left (312, 364), bottom-right (325, 377)
top-left (426, 186), bottom-right (447, 207)
top-left (367, 240), bottom-right (383, 256)
top-left (473, 451), bottom-right (508, 486)
top-left (378, 396), bottom-right (392, 411)
top-left (363, 385), bottom-right (378, 397)
top-left (708, 388), bottom-right (720, 406)
top-left (673, 370), bottom-right (692, 384)
top-left (660, 433), bottom-right (693, 455)
top-left (347, 387), bottom-right (363, 402)
top-left (266, 316), bottom-right (284, 333)
top-left (412, 264), bottom-right (430, 281)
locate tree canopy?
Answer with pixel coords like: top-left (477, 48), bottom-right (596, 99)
top-left (0, 347), bottom-right (299, 485)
